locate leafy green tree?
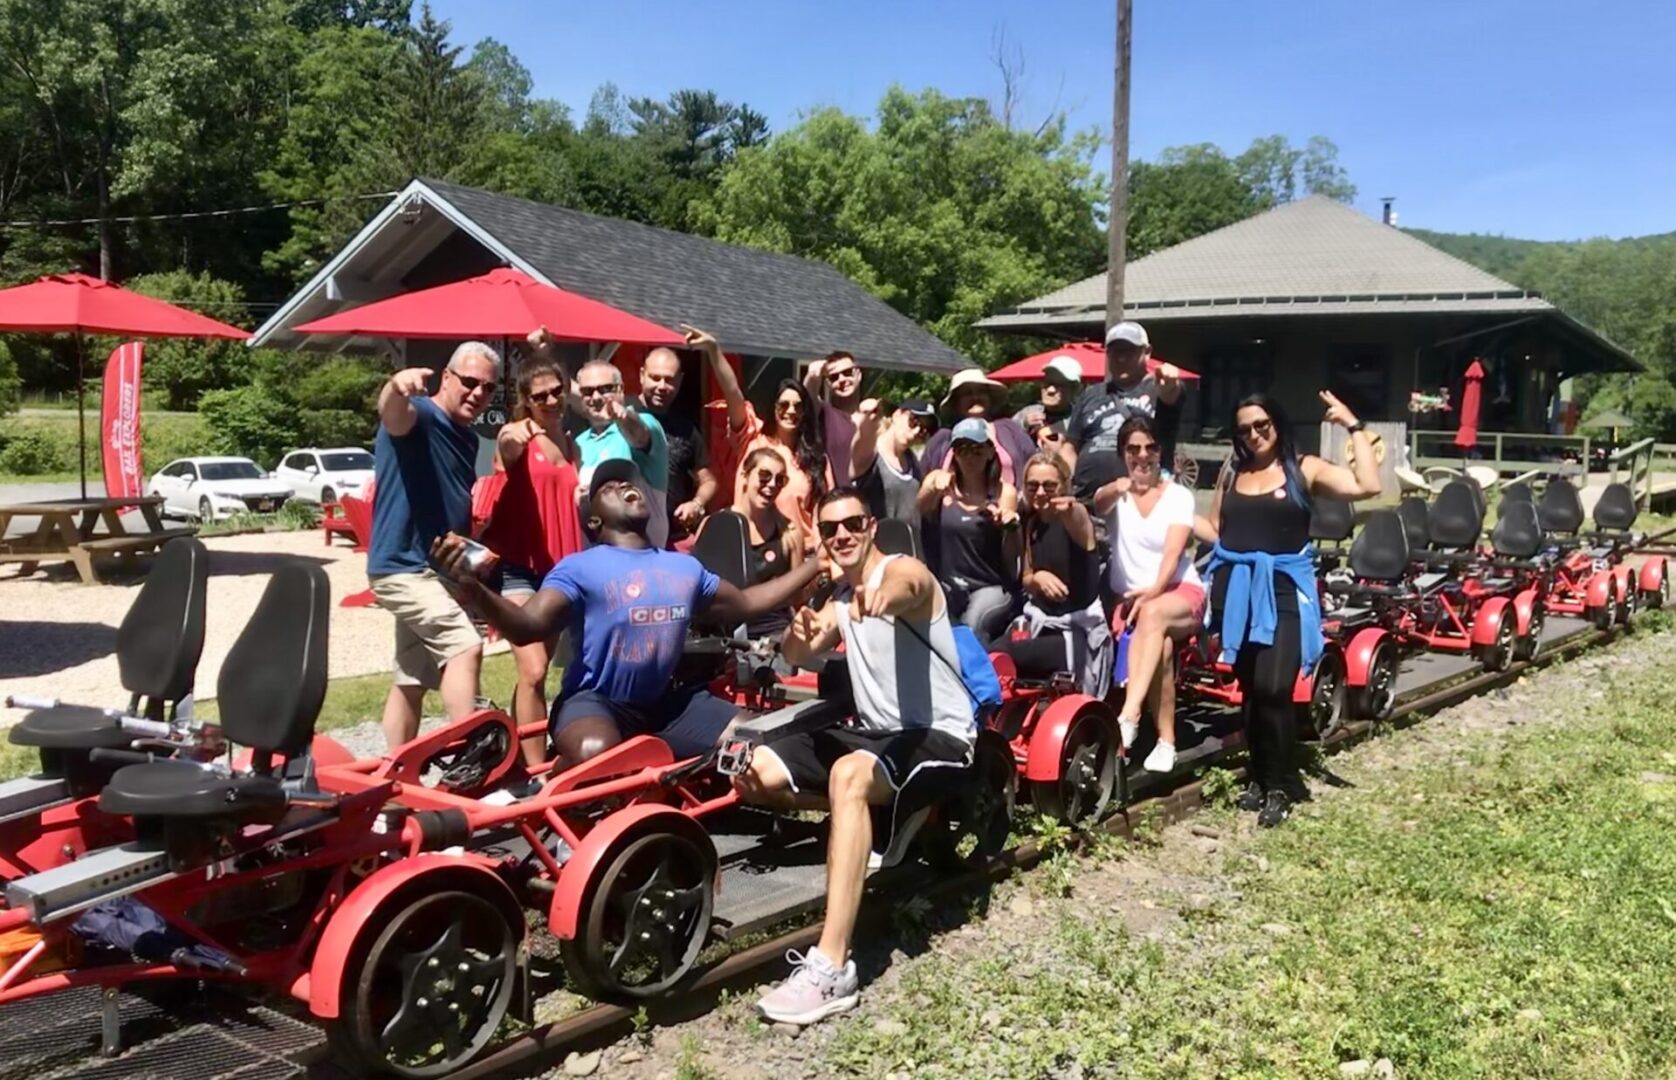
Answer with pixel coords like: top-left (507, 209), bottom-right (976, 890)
top-left (1128, 145), bottom-right (1259, 258)
top-left (1235, 134), bottom-right (1357, 206)
top-left (0, 338), bottom-right (19, 416)
top-left (700, 87), bottom-right (1102, 365)
top-left (124, 271), bottom-right (253, 409)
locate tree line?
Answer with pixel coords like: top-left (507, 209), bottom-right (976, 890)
top-left (5, 0), bottom-right (1660, 453)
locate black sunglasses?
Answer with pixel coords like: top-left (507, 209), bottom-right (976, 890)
top-left (824, 366), bottom-right (857, 382)
top-left (1235, 418), bottom-right (1275, 440)
top-left (1125, 441), bottom-right (1160, 456)
top-left (451, 371), bottom-right (497, 394)
top-left (579, 382), bottom-right (620, 398)
top-left (527, 387), bottom-right (563, 405)
top-left (755, 468), bottom-right (787, 489)
top-left (1024, 479), bottom-right (1061, 492)
top-left (817, 514), bottom-right (872, 540)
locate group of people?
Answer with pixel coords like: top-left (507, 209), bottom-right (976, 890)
top-left (368, 316), bottom-right (1381, 1027)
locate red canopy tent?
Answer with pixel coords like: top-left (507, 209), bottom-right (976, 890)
top-left (0, 272), bottom-right (250, 496)
top-left (988, 341), bottom-right (1199, 383)
top-left (294, 267), bottom-right (682, 345)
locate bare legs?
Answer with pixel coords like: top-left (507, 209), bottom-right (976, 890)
top-left (1119, 593), bottom-right (1198, 747)
top-left (380, 643), bottom-right (484, 751)
top-left (738, 748), bottom-right (892, 966)
top-left (507, 594), bottom-right (553, 766)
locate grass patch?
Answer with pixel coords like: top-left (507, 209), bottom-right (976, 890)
top-left (824, 630), bottom-right (1676, 1079)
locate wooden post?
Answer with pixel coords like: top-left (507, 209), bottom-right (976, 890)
top-left (1106, 0), bottom-right (1132, 327)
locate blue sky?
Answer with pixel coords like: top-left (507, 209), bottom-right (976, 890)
top-left (431, 1), bottom-right (1675, 241)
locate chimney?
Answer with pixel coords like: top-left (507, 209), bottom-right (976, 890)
top-left (1381, 197), bottom-right (1395, 226)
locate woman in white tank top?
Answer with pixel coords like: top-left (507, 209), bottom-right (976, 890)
top-left (1093, 416), bottom-right (1206, 773)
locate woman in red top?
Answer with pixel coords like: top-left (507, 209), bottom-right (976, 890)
top-left (482, 357), bottom-right (583, 763)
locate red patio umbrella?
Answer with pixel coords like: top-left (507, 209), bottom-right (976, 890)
top-left (1454, 359), bottom-right (1485, 450)
top-left (0, 272), bottom-right (250, 496)
top-left (988, 341), bottom-right (1199, 382)
top-left (294, 267), bottom-right (683, 345)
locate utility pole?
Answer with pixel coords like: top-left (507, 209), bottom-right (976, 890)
top-left (1106, 0), bottom-right (1132, 328)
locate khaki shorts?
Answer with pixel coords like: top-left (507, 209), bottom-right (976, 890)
top-left (369, 570), bottom-right (483, 690)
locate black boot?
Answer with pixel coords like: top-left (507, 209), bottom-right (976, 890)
top-left (1236, 780), bottom-right (1264, 812)
top-left (1257, 788), bottom-right (1292, 828)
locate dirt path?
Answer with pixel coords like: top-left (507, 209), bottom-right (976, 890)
top-left (543, 626), bottom-right (1674, 1080)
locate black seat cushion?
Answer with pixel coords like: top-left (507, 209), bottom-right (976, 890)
top-left (874, 518), bottom-right (923, 560)
top-left (1491, 501), bottom-right (1541, 559)
top-left (216, 563), bottom-right (330, 756)
top-left (1397, 498), bottom-right (1430, 553)
top-left (1350, 510), bottom-right (1410, 582)
top-left (99, 760), bottom-right (284, 818)
top-left (689, 510), bottom-right (751, 590)
top-left (1537, 479), bottom-right (1584, 534)
top-left (1594, 482), bottom-right (1638, 531)
top-left (8, 705), bottom-right (132, 750)
top-left (1309, 497), bottom-right (1354, 543)
top-left (1428, 482), bottom-right (1483, 549)
top-left (118, 537), bottom-right (209, 703)
top-left (1501, 481), bottom-right (1534, 505)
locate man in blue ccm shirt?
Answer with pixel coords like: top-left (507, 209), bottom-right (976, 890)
top-left (431, 458), bottom-right (821, 764)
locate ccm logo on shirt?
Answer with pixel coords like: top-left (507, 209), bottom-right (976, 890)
top-left (629, 604), bottom-right (689, 625)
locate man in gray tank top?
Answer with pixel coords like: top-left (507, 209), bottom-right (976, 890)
top-left (738, 486), bottom-right (975, 1027)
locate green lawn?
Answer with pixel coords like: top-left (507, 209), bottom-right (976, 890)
top-left (821, 626), bottom-right (1676, 1079)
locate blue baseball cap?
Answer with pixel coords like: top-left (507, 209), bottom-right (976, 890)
top-left (950, 417), bottom-right (991, 445)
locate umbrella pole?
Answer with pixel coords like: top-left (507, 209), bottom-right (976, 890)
top-left (76, 333), bottom-right (88, 499)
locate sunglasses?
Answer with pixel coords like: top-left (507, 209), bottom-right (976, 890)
top-left (526, 387), bottom-right (563, 405)
top-left (824, 367), bottom-right (857, 382)
top-left (775, 399), bottom-right (803, 414)
top-left (817, 514), bottom-right (872, 540)
top-left (754, 468), bottom-right (787, 489)
top-left (451, 371), bottom-right (497, 394)
top-left (1124, 441), bottom-right (1160, 456)
top-left (1024, 479), bottom-right (1061, 492)
top-left (579, 382), bottom-right (620, 398)
top-left (954, 441), bottom-right (990, 454)
top-left (1235, 418), bottom-right (1275, 440)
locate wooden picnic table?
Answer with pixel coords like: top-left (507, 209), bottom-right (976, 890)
top-left (0, 496), bottom-right (197, 584)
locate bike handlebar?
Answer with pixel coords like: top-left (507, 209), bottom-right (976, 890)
top-left (4, 694), bottom-right (59, 711)
top-left (117, 716), bottom-right (173, 739)
top-left (88, 748), bottom-right (161, 767)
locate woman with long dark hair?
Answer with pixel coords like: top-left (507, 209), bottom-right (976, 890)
top-left (734, 378), bottom-right (832, 552)
top-left (1207, 391), bottom-right (1380, 826)
top-left (481, 356), bottom-right (584, 764)
top-left (995, 451), bottom-right (1109, 696)
top-left (917, 417), bottom-right (1020, 641)
top-left (1095, 414), bottom-right (1203, 773)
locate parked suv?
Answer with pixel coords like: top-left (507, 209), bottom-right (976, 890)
top-left (274, 447), bottom-right (375, 505)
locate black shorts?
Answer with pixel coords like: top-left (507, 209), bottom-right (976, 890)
top-left (550, 686), bottom-right (738, 760)
top-left (757, 726), bottom-right (973, 796)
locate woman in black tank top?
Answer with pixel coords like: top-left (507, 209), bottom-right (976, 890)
top-left (996, 452), bottom-right (1100, 680)
top-left (1207, 392), bottom-right (1382, 827)
top-left (917, 420), bottom-right (1021, 643)
top-left (730, 447), bottom-right (804, 637)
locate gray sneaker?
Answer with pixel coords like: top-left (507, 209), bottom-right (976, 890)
top-left (756, 947), bottom-right (859, 1025)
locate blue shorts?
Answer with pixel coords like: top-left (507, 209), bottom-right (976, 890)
top-left (549, 685), bottom-right (738, 760)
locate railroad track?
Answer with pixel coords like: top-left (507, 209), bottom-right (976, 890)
top-left (451, 621), bottom-right (1615, 1080)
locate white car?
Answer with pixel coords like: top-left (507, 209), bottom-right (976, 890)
top-left (147, 457), bottom-right (295, 522)
top-left (274, 447), bottom-right (376, 505)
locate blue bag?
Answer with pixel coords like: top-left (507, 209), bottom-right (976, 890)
top-left (950, 623), bottom-right (1004, 708)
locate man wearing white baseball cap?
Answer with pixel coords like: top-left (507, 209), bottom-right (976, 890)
top-left (1060, 321), bottom-right (1182, 500)
top-left (1013, 353), bottom-right (1085, 437)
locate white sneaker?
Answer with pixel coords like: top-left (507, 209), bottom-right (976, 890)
top-left (868, 806), bottom-right (930, 871)
top-left (1142, 741), bottom-right (1176, 773)
top-left (756, 948), bottom-right (859, 1025)
top-left (1119, 717), bottom-right (1139, 750)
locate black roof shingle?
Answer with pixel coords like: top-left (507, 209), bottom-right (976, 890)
top-left (422, 179), bottom-right (969, 373)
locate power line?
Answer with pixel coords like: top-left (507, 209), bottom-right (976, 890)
top-left (0, 191), bottom-right (399, 230)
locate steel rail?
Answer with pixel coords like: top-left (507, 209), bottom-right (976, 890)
top-left (450, 624), bottom-right (1613, 1080)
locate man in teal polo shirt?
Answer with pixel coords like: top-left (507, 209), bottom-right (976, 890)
top-left (573, 359), bottom-right (670, 547)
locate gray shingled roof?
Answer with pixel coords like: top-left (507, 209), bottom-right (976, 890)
top-left (978, 196), bottom-right (1554, 326)
top-left (421, 180), bottom-right (968, 372)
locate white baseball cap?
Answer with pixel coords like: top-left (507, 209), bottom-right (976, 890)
top-left (1104, 321), bottom-right (1149, 348)
top-left (1042, 355), bottom-right (1085, 384)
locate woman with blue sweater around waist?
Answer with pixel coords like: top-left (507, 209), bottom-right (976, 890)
top-left (1206, 391), bottom-right (1380, 827)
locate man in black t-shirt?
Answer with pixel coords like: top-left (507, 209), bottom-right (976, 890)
top-left (640, 345), bottom-right (718, 545)
top-left (1061, 321), bottom-right (1183, 500)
